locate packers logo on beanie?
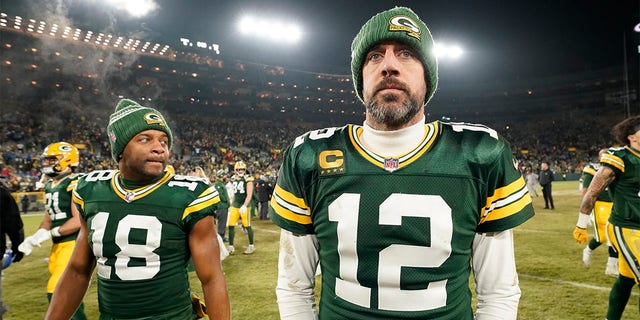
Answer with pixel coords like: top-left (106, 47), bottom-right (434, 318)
top-left (351, 7), bottom-right (438, 105)
top-left (107, 98), bottom-right (173, 162)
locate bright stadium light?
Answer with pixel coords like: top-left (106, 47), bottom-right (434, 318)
top-left (433, 42), bottom-right (464, 60)
top-left (237, 15), bottom-right (303, 44)
top-left (106, 0), bottom-right (158, 18)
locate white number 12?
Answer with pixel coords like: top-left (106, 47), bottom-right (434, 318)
top-left (328, 193), bottom-right (452, 311)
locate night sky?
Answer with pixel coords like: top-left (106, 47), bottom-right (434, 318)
top-left (3, 0), bottom-right (639, 85)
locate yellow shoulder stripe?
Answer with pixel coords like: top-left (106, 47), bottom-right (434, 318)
top-left (71, 190), bottom-right (84, 211)
top-left (582, 167), bottom-right (596, 176)
top-left (601, 153), bottom-right (624, 172)
top-left (182, 187), bottom-right (220, 220)
top-left (273, 184), bottom-right (309, 212)
top-left (270, 196), bottom-right (312, 225)
top-left (481, 178), bottom-right (531, 222)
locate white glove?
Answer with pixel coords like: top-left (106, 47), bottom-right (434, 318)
top-left (18, 228), bottom-right (51, 255)
top-left (50, 226), bottom-right (62, 237)
top-left (18, 239), bottom-right (35, 255)
top-left (217, 233), bottom-right (229, 261)
top-left (239, 205), bottom-right (247, 214)
top-left (33, 228), bottom-right (52, 243)
top-left (35, 181), bottom-right (45, 190)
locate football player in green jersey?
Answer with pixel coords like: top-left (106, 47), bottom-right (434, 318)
top-left (575, 116), bottom-right (640, 320)
top-left (18, 141), bottom-right (87, 320)
top-left (227, 161), bottom-right (256, 254)
top-left (45, 99), bottom-right (230, 320)
top-left (579, 148), bottom-right (618, 277)
top-left (270, 7), bottom-right (534, 320)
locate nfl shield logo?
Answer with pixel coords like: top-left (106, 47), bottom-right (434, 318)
top-left (108, 130), bottom-right (117, 143)
top-left (125, 191), bottom-right (135, 203)
top-left (384, 158), bottom-right (399, 172)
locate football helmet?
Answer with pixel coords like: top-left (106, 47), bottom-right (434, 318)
top-left (41, 142), bottom-right (79, 177)
top-left (234, 161), bottom-right (247, 176)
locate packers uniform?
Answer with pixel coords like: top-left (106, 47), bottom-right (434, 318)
top-left (72, 169), bottom-right (219, 319)
top-left (581, 163), bottom-right (613, 243)
top-left (44, 173), bottom-right (84, 293)
top-left (271, 121), bottom-right (534, 319)
top-left (228, 174), bottom-right (255, 227)
top-left (601, 147), bottom-right (640, 281)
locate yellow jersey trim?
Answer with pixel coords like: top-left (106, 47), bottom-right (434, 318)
top-left (111, 170), bottom-right (174, 202)
top-left (347, 122), bottom-right (439, 171)
top-left (481, 178), bottom-right (532, 223)
top-left (182, 186), bottom-right (220, 220)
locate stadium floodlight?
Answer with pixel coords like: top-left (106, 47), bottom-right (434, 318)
top-left (106, 0), bottom-right (158, 18)
top-left (433, 42), bottom-right (464, 60)
top-left (237, 15), bottom-right (302, 44)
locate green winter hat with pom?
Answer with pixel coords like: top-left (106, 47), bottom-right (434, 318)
top-left (107, 99), bottom-right (173, 162)
top-left (351, 6), bottom-right (438, 105)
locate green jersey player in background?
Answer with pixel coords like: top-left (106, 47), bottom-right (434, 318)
top-left (18, 142), bottom-right (87, 319)
top-left (45, 99), bottom-right (230, 320)
top-left (578, 148), bottom-right (618, 277)
top-left (227, 160), bottom-right (255, 255)
top-left (575, 115), bottom-right (640, 320)
top-left (270, 7), bottom-right (534, 320)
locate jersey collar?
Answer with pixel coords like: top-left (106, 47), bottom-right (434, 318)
top-left (111, 170), bottom-right (174, 203)
top-left (348, 121), bottom-right (439, 172)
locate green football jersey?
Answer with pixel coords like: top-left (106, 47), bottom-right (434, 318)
top-left (600, 146), bottom-right (640, 228)
top-left (72, 169), bottom-right (219, 319)
top-left (213, 180), bottom-right (230, 209)
top-left (230, 174), bottom-right (254, 207)
top-left (581, 163), bottom-right (612, 202)
top-left (271, 121), bottom-right (534, 319)
top-left (45, 173), bottom-right (84, 244)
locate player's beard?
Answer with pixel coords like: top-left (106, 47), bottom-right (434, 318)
top-left (365, 80), bottom-right (422, 129)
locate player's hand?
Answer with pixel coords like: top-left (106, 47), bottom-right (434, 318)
top-left (573, 227), bottom-right (588, 244)
top-left (191, 293), bottom-right (207, 318)
top-left (35, 181), bottom-right (45, 190)
top-left (239, 205), bottom-right (247, 214)
top-left (18, 238), bottom-right (35, 255)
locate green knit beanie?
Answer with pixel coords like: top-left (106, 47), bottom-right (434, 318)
top-left (351, 6), bottom-right (438, 105)
top-left (107, 99), bottom-right (173, 162)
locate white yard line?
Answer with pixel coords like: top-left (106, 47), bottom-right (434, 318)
top-left (519, 273), bottom-right (639, 296)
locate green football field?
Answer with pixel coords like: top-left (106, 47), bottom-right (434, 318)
top-left (3, 180), bottom-right (639, 319)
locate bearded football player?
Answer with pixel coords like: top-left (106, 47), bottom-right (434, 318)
top-left (270, 7), bottom-right (534, 320)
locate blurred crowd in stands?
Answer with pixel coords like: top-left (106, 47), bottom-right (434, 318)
top-left (0, 99), bottom-right (624, 193)
top-left (1, 19), bottom-right (636, 193)
top-left (0, 105), bottom-right (320, 192)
